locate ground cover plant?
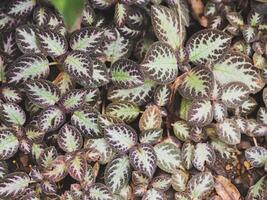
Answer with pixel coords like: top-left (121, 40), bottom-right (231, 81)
top-left (0, 0), bottom-right (267, 199)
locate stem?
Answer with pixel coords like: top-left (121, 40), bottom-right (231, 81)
top-left (253, 137), bottom-right (258, 147)
top-left (49, 61), bottom-right (59, 66)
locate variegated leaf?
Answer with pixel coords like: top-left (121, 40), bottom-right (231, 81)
top-left (84, 138), bottom-right (115, 164)
top-left (84, 88), bottom-right (100, 106)
top-left (187, 172), bottom-right (214, 199)
top-left (139, 105), bottom-right (162, 131)
top-left (151, 174), bottom-right (171, 191)
top-left (239, 97), bottom-right (257, 116)
top-left (212, 101), bottom-right (227, 122)
top-left (15, 24), bottom-right (40, 54)
top-left (24, 79), bottom-right (60, 108)
top-left (0, 161), bottom-right (8, 179)
top-left (0, 130), bottom-right (19, 160)
top-left (142, 188), bottom-right (166, 200)
top-left (107, 79), bottom-right (156, 106)
top-left (98, 114), bottom-right (123, 130)
top-left (216, 118), bottom-right (241, 145)
top-left (178, 67), bottom-right (214, 99)
top-left (186, 29), bottom-right (231, 65)
top-left (81, 164), bottom-right (95, 190)
top-left (154, 141), bottom-right (182, 173)
top-left (36, 28), bottom-right (68, 58)
top-left (0, 11), bottom-right (16, 31)
top-left (188, 99), bottom-right (213, 127)
top-left (226, 12), bottom-right (244, 27)
top-left (213, 52), bottom-right (264, 93)
top-left (129, 144), bottom-right (157, 178)
top-left (85, 183), bottom-right (113, 200)
top-left (106, 101), bottom-right (140, 123)
top-left (25, 126), bottom-right (44, 143)
top-left (151, 5), bottom-right (185, 50)
top-left (257, 107), bottom-right (267, 124)
top-left (38, 106), bottom-right (65, 132)
top-left (248, 10), bottom-right (263, 26)
top-left (57, 124), bottom-right (83, 153)
top-left (246, 175), bottom-right (267, 200)
top-left (104, 123), bottom-right (137, 153)
top-left (0, 32), bottom-right (20, 59)
top-left (221, 82), bottom-right (250, 108)
top-left (1, 86), bottom-right (22, 103)
top-left (211, 139), bottom-right (237, 161)
top-left (153, 85), bottom-right (171, 107)
top-left (0, 172), bottom-right (30, 198)
top-left (37, 146), bottom-right (57, 168)
top-left (245, 146), bottom-right (267, 168)
top-left (62, 50), bottom-right (93, 84)
top-left (172, 120), bottom-right (190, 142)
top-left (174, 192), bottom-right (192, 200)
top-left (104, 155), bottom-right (131, 193)
top-left (0, 103), bottom-right (26, 126)
top-left (141, 41), bottom-right (178, 84)
top-left (58, 89), bottom-right (86, 113)
top-left (70, 28), bottom-right (104, 53)
top-left (181, 142), bottom-right (194, 170)
top-left (111, 58), bottom-right (144, 88)
top-left (43, 156), bottom-right (68, 182)
top-left (7, 0), bottom-right (36, 17)
top-left (171, 169), bottom-right (189, 192)
top-left (66, 153), bottom-right (87, 181)
top-left (242, 26), bottom-right (257, 43)
top-left (0, 55), bottom-right (6, 83)
top-left (139, 129), bottom-right (163, 145)
top-left (82, 1), bottom-right (95, 26)
top-left (33, 6), bottom-right (50, 27)
top-left (71, 106), bottom-right (101, 138)
top-left (102, 29), bottom-right (132, 63)
top-left (114, 3), bottom-right (128, 27)
top-left (6, 54), bottom-right (49, 85)
top-left (86, 59), bottom-right (110, 88)
top-left (192, 143), bottom-right (216, 171)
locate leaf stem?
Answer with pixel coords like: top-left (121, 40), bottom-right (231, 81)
top-left (252, 137), bottom-right (258, 146)
top-left (49, 62), bottom-right (59, 66)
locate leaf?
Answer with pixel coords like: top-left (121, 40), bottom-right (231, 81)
top-left (192, 143), bottom-right (216, 171)
top-left (242, 26), bottom-right (257, 43)
top-left (245, 146), bottom-right (267, 168)
top-left (188, 99), bottom-right (213, 127)
top-left (172, 120), bottom-right (191, 142)
top-left (81, 164), bottom-right (95, 190)
top-left (1, 86), bottom-right (22, 103)
top-left (213, 52), bottom-right (264, 93)
top-left (0, 172), bottom-right (30, 198)
top-left (62, 50), bottom-right (93, 84)
top-left (38, 106), bottom-right (65, 132)
top-left (211, 139), bottom-right (237, 161)
top-left (239, 97), bottom-right (257, 116)
top-left (151, 5), bottom-right (185, 50)
top-left (66, 152), bottom-right (87, 181)
top-left (216, 119), bottom-right (241, 145)
top-left (81, 1), bottom-right (95, 26)
top-left (0, 130), bottom-right (19, 160)
top-left (106, 101), bottom-right (140, 123)
top-left (257, 107), bottom-right (267, 124)
top-left (58, 89), bottom-right (86, 113)
top-left (107, 78), bottom-right (156, 106)
top-left (151, 174), bottom-right (171, 191)
top-left (104, 155), bottom-right (131, 193)
top-left (71, 106), bottom-right (101, 138)
top-left (171, 169), bottom-right (189, 192)
top-left (221, 82), bottom-right (250, 108)
top-left (15, 24), bottom-right (41, 54)
top-left (111, 58), bottom-right (144, 89)
top-left (70, 28), bottom-right (104, 53)
top-left (174, 192), bottom-right (192, 200)
top-left (181, 142), bottom-right (194, 170)
top-left (50, 0), bottom-right (85, 29)
top-left (84, 138), bottom-right (115, 164)
top-left (139, 129), bottom-right (163, 145)
top-left (84, 88), bottom-right (100, 106)
top-left (187, 172), bottom-right (214, 199)
top-left (186, 29), bottom-right (231, 65)
top-left (154, 141), bottom-right (182, 173)
top-left (153, 85), bottom-right (171, 107)
top-left (142, 188), bottom-right (166, 200)
top-left (6, 0), bottom-right (36, 17)
top-left (0, 161), bottom-right (8, 179)
top-left (33, 6), bottom-right (51, 27)
top-left (85, 183), bottom-right (113, 200)
top-left (139, 105), bottom-right (162, 131)
top-left (24, 79), bottom-right (60, 108)
top-left (104, 123), bottom-right (137, 153)
top-left (57, 124), bottom-right (83, 153)
top-left (98, 114), bottom-right (124, 130)
top-left (43, 156), bottom-right (68, 182)
top-left (0, 11), bottom-right (16, 31)
top-left (213, 101), bottom-right (227, 122)
top-left (37, 146), bottom-right (58, 168)
top-left (246, 175), bottom-right (267, 200)
top-left (129, 144), bottom-right (157, 178)
top-left (167, 0), bottom-right (190, 27)
top-left (0, 103), bottom-right (26, 126)
top-left (114, 3), bottom-right (128, 27)
top-left (141, 41), bottom-right (178, 84)
top-left (178, 67), bottom-right (214, 99)
top-left (36, 28), bottom-right (68, 58)
top-left (214, 175), bottom-right (241, 200)
top-left (6, 54), bottom-right (49, 85)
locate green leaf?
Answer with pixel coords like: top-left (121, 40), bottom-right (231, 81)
top-left (50, 0), bottom-right (85, 30)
